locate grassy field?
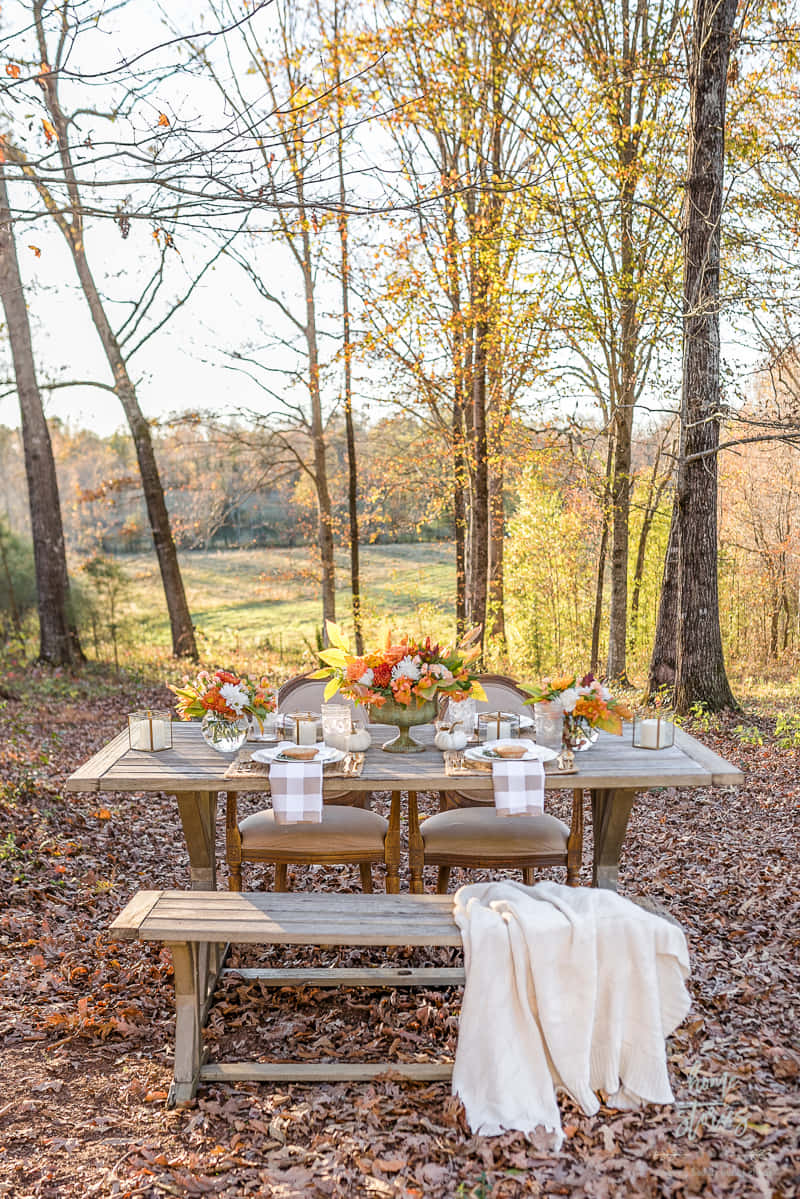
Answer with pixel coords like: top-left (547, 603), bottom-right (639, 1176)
top-left (76, 542), bottom-right (797, 701)
top-left (113, 543), bottom-right (456, 674)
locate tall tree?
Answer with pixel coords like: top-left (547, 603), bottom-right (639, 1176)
top-left (673, 0), bottom-right (738, 711)
top-left (0, 162), bottom-right (82, 665)
top-left (520, 0), bottom-right (687, 682)
top-left (3, 1), bottom-right (197, 658)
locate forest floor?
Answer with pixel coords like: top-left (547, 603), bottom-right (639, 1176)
top-left (0, 664), bottom-right (798, 1198)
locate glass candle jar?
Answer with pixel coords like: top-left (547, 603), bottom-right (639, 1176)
top-left (288, 712), bottom-right (319, 746)
top-left (321, 703), bottom-right (352, 750)
top-left (128, 710), bottom-right (172, 751)
top-left (478, 711), bottom-right (520, 742)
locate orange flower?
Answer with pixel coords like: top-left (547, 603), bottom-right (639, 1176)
top-left (346, 657), bottom-right (368, 682)
top-left (551, 674), bottom-right (576, 692)
top-left (573, 695), bottom-right (606, 723)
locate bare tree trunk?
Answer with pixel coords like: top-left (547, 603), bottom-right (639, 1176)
top-left (674, 0), bottom-right (738, 713)
top-left (453, 390), bottom-right (468, 634)
top-left (629, 447), bottom-right (670, 654)
top-left (0, 166), bottom-right (82, 665)
top-left (607, 144), bottom-right (638, 683)
top-left (590, 440), bottom-right (614, 675)
top-left (333, 0), bottom-right (361, 652)
top-left (68, 246), bottom-right (197, 658)
top-left (648, 500), bottom-right (679, 696)
top-left (487, 419), bottom-right (506, 650)
top-left (468, 308), bottom-right (489, 645)
top-left (300, 237), bottom-right (336, 631)
top-left (28, 9), bottom-right (196, 659)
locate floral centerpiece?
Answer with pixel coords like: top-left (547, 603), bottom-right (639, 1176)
top-left (311, 623), bottom-right (487, 753)
top-left (170, 669), bottom-right (277, 752)
top-left (523, 672), bottom-right (632, 757)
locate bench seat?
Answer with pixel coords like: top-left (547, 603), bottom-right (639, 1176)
top-left (111, 890), bottom-right (463, 1106)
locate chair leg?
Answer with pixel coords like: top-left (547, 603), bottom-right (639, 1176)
top-left (274, 863), bottom-right (289, 892)
top-left (522, 867), bottom-right (535, 886)
top-left (566, 864), bottom-right (580, 887)
top-left (359, 863), bottom-right (373, 893)
top-left (437, 866), bottom-right (451, 894)
top-left (228, 862), bottom-right (242, 892)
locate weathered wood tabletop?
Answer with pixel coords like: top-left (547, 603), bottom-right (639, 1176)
top-left (67, 721), bottom-right (743, 892)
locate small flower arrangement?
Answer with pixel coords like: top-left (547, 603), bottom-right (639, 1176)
top-left (311, 622), bottom-right (487, 708)
top-left (523, 672), bottom-right (632, 737)
top-left (170, 669), bottom-right (277, 728)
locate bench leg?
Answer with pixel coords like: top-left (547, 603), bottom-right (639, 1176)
top-left (359, 863), bottom-right (373, 893)
top-left (168, 941), bottom-right (202, 1108)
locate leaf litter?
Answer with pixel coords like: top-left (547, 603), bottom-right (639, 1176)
top-left (0, 672), bottom-right (798, 1197)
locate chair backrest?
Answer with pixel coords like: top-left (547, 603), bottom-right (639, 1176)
top-left (278, 674), bottom-right (357, 717)
top-left (475, 674), bottom-right (531, 717)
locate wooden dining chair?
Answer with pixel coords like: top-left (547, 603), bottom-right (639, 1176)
top-left (225, 674), bottom-right (396, 893)
top-left (417, 673), bottom-right (583, 893)
top-left (409, 788), bottom-right (584, 893)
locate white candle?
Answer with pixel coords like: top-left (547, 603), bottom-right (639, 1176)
top-left (129, 714), bottom-right (170, 750)
top-left (638, 719), bottom-right (663, 749)
top-left (296, 718), bottom-right (317, 746)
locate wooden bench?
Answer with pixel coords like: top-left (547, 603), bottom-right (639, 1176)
top-left (111, 890), bottom-right (463, 1107)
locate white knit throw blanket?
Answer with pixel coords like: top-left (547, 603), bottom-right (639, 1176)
top-left (452, 881), bottom-right (691, 1146)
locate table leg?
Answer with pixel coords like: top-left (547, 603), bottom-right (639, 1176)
top-left (173, 791), bottom-right (227, 1037)
top-left (175, 790), bottom-right (218, 891)
top-left (386, 792), bottom-right (401, 894)
top-left (408, 791), bottom-right (424, 894)
top-left (590, 788), bottom-right (636, 891)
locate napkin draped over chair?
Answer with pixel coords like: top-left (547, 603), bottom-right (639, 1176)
top-left (490, 756), bottom-right (544, 817)
top-left (268, 758), bottom-right (323, 825)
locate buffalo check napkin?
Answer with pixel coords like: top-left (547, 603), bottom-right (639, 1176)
top-left (491, 757), bottom-right (545, 817)
top-left (269, 752), bottom-right (323, 825)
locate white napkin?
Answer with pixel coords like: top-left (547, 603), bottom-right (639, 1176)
top-left (491, 755), bottom-right (545, 817)
top-left (269, 747), bottom-right (323, 824)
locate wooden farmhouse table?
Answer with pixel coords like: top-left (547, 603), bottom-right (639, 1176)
top-left (66, 721), bottom-right (743, 893)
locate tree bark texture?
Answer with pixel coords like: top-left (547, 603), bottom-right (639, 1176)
top-left (487, 419), bottom-right (506, 650)
top-left (647, 500), bottom-right (679, 696)
top-left (468, 309), bottom-right (489, 645)
top-left (590, 440), bottom-right (614, 675)
top-left (606, 72), bottom-right (638, 684)
top-left (674, 0), bottom-right (738, 712)
top-left (0, 166), bottom-right (82, 665)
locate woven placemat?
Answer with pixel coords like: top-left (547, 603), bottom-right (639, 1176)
top-left (223, 748), bottom-right (365, 783)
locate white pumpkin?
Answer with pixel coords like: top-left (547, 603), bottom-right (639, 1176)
top-left (346, 726), bottom-right (372, 752)
top-left (434, 727), bottom-right (468, 751)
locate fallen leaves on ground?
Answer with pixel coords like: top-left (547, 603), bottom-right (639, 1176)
top-left (0, 671), bottom-right (797, 1197)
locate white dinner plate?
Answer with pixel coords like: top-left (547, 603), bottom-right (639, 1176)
top-left (464, 739), bottom-right (559, 763)
top-left (251, 742), bottom-right (346, 766)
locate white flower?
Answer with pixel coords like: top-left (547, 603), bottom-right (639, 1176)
top-left (358, 667), bottom-right (374, 686)
top-left (392, 655), bottom-right (421, 682)
top-left (559, 687), bottom-right (579, 713)
top-left (220, 682), bottom-right (249, 715)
